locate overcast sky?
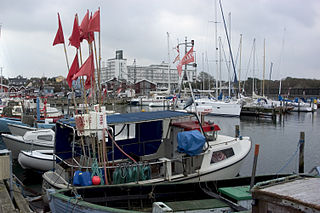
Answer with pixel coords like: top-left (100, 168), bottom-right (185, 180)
top-left (0, 0), bottom-right (319, 81)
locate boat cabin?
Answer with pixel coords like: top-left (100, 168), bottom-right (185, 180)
top-left (53, 111), bottom-right (221, 184)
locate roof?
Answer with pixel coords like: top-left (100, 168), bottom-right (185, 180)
top-left (58, 110), bottom-right (193, 127)
top-left (107, 110), bottom-right (192, 125)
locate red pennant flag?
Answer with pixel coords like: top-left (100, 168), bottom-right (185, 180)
top-left (176, 46), bottom-right (194, 76)
top-left (72, 53), bottom-right (94, 89)
top-left (84, 75), bottom-right (94, 90)
top-left (88, 9), bottom-right (100, 32)
top-left (173, 45), bottom-right (180, 63)
top-left (53, 13), bottom-right (65, 46)
top-left (80, 10), bottom-right (89, 36)
top-left (79, 10), bottom-right (94, 43)
top-left (69, 14), bottom-right (81, 49)
top-left (180, 46), bottom-right (194, 65)
top-left (66, 53), bottom-right (79, 88)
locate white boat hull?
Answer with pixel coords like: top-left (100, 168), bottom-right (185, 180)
top-left (2, 133), bottom-right (54, 159)
top-left (8, 123), bottom-right (37, 136)
top-left (18, 150), bottom-right (55, 171)
top-left (183, 100), bottom-right (242, 117)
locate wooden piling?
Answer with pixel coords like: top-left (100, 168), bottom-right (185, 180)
top-left (299, 132), bottom-right (305, 173)
top-left (235, 125), bottom-right (239, 138)
top-left (250, 144), bottom-right (260, 189)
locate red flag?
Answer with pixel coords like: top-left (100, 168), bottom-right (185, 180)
top-left (69, 14), bottom-right (81, 49)
top-left (177, 63), bottom-right (183, 77)
top-left (72, 53), bottom-right (94, 89)
top-left (176, 46), bottom-right (194, 76)
top-left (180, 46), bottom-right (194, 65)
top-left (173, 45), bottom-right (180, 63)
top-left (66, 53), bottom-right (79, 88)
top-left (88, 9), bottom-right (100, 32)
top-left (80, 10), bottom-right (94, 43)
top-left (84, 75), bottom-right (94, 90)
top-left (80, 10), bottom-right (89, 37)
top-left (53, 13), bottom-right (65, 46)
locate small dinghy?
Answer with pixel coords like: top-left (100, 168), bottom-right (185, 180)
top-left (18, 149), bottom-right (55, 171)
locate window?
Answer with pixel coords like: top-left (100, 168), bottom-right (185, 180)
top-left (210, 148), bottom-right (234, 164)
top-left (37, 135), bottom-right (53, 141)
top-left (114, 124), bottom-right (135, 141)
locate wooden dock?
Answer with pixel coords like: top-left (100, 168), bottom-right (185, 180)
top-left (0, 179), bottom-right (33, 213)
top-left (252, 176), bottom-right (320, 212)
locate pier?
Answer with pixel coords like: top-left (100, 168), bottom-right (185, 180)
top-left (0, 150), bottom-right (32, 213)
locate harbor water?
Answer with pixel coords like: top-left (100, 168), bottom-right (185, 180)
top-left (1, 105), bottom-right (319, 192)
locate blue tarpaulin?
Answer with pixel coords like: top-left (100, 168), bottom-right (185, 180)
top-left (177, 130), bottom-right (205, 156)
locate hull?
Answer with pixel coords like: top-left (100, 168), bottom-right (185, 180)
top-left (183, 100), bottom-right (242, 117)
top-left (148, 101), bottom-right (171, 107)
top-left (48, 174), bottom-right (297, 213)
top-left (2, 134), bottom-right (54, 159)
top-left (0, 117), bottom-right (25, 133)
top-left (8, 123), bottom-right (37, 136)
top-left (18, 150), bottom-right (55, 171)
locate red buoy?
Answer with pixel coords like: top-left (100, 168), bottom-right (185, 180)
top-left (92, 176), bottom-right (101, 185)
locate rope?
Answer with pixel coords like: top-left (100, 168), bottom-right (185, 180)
top-left (106, 129), bottom-right (137, 163)
top-left (276, 140), bottom-right (303, 174)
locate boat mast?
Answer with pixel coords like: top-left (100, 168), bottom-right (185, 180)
top-left (0, 67), bottom-right (2, 93)
top-left (214, 0), bottom-right (219, 99)
top-left (252, 38), bottom-right (256, 96)
top-left (262, 38), bottom-right (266, 97)
top-left (219, 36), bottom-right (222, 98)
top-left (167, 32), bottom-right (171, 94)
top-left (0, 24), bottom-right (2, 94)
top-left (202, 52), bottom-right (205, 90)
top-left (228, 12), bottom-right (231, 98)
top-left (218, 0), bottom-right (238, 86)
top-left (238, 34), bottom-right (242, 95)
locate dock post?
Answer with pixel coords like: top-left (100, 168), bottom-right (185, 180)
top-left (299, 132), bottom-right (305, 173)
top-left (235, 125), bottom-right (239, 138)
top-left (250, 144), bottom-right (260, 189)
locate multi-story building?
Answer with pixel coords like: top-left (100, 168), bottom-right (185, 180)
top-left (127, 62), bottom-right (180, 90)
top-left (99, 50), bottom-right (196, 92)
top-left (100, 50), bottom-right (128, 84)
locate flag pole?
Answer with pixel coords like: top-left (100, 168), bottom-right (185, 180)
top-left (61, 19), bottom-right (80, 118)
top-left (76, 13), bottom-right (89, 114)
top-left (93, 35), bottom-right (99, 106)
top-left (98, 7), bottom-right (102, 108)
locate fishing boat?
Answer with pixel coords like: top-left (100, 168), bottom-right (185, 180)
top-left (47, 174), bottom-right (297, 213)
top-left (42, 110), bottom-right (251, 193)
top-left (2, 129), bottom-right (55, 159)
top-left (18, 149), bottom-right (55, 171)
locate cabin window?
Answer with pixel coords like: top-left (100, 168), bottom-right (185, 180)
top-left (210, 148), bottom-right (234, 164)
top-left (37, 135), bottom-right (53, 141)
top-left (115, 124), bottom-right (135, 140)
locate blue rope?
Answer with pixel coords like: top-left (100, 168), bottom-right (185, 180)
top-left (277, 140), bottom-right (304, 174)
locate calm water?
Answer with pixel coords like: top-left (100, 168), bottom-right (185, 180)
top-left (2, 105), bottom-right (320, 190)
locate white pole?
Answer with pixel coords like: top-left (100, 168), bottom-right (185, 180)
top-left (214, 0), bottom-right (219, 98)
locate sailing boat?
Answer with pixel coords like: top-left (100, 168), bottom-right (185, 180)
top-left (181, 1), bottom-right (242, 117)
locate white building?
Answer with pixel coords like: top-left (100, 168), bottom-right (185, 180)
top-left (99, 50), bottom-right (196, 91)
top-left (100, 50), bottom-right (128, 83)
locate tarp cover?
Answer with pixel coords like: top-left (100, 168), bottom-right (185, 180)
top-left (177, 130), bottom-right (205, 156)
